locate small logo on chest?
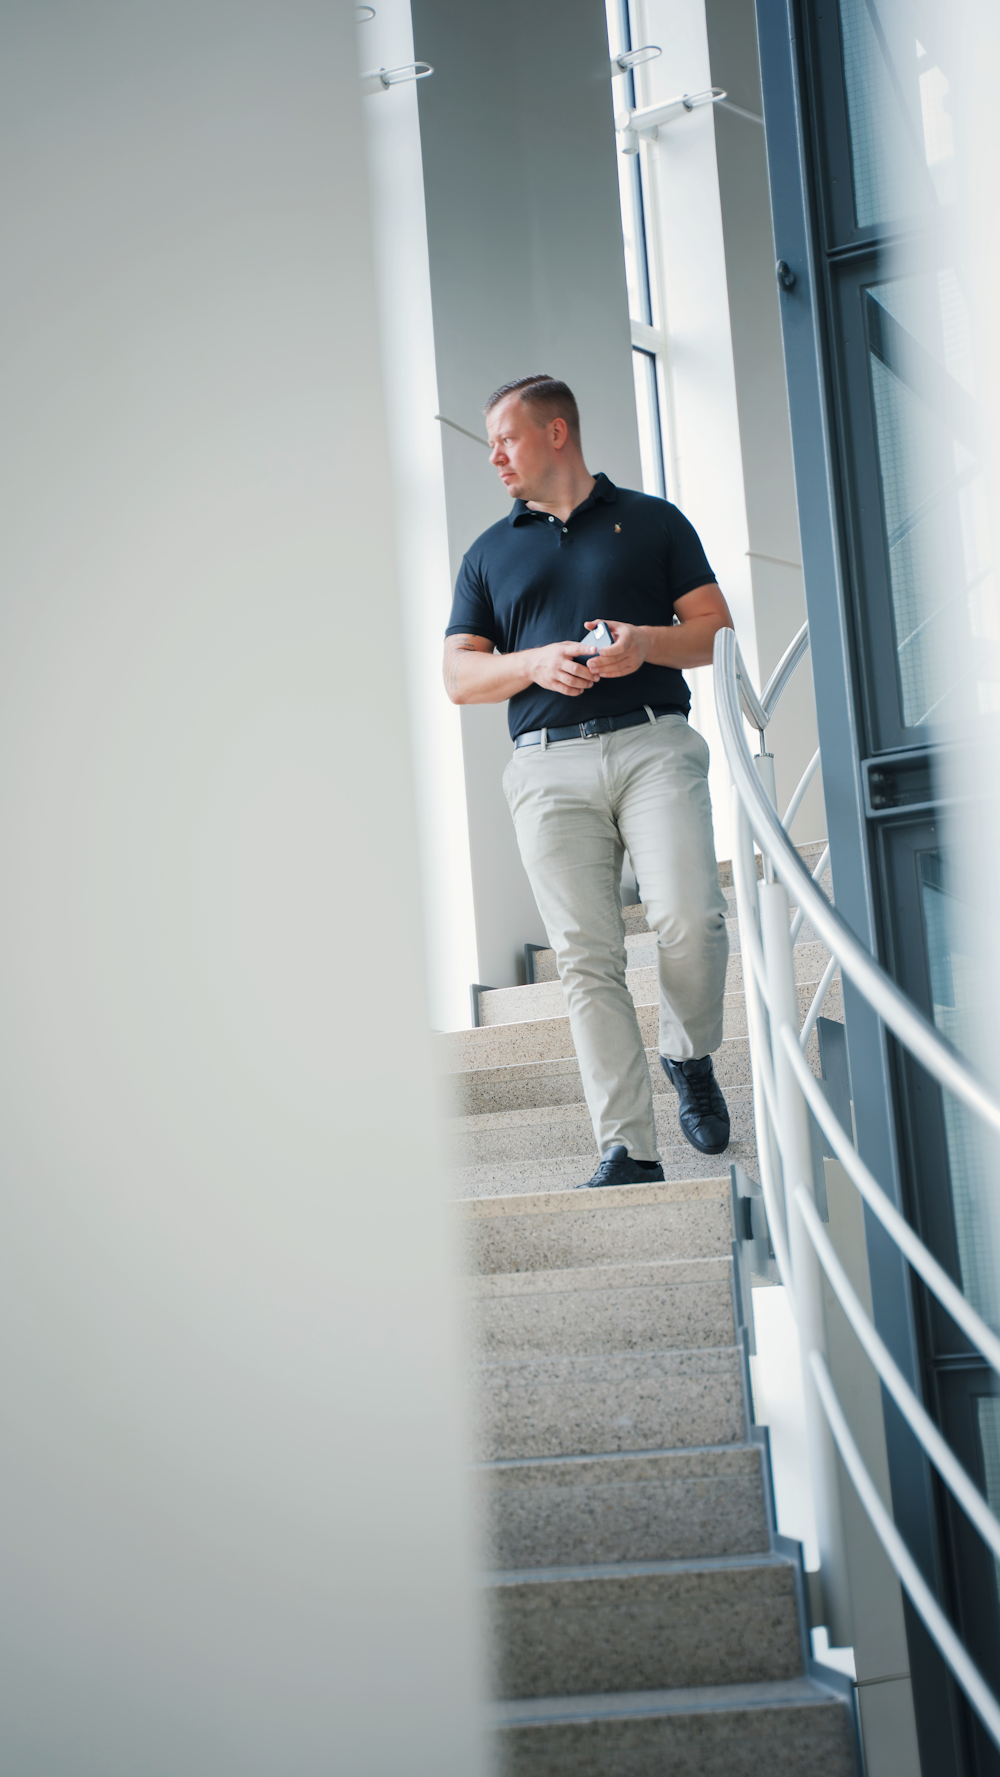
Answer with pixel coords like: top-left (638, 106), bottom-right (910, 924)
top-left (614, 524), bottom-right (622, 533)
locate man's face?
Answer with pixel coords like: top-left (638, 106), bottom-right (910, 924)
top-left (487, 396), bottom-right (558, 501)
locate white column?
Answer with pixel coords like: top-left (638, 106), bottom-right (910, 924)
top-left (630, 0), bottom-right (759, 865)
top-left (0, 4), bottom-right (486, 1770)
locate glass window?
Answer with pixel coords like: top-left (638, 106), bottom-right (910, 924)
top-left (632, 349), bottom-right (665, 497)
top-left (977, 1396), bottom-right (1000, 1591)
top-left (865, 269), bottom-right (998, 728)
top-left (838, 0), bottom-right (956, 229)
top-left (920, 850), bottom-right (1000, 1331)
top-left (607, 0), bottom-right (667, 493)
top-left (615, 151), bottom-right (652, 327)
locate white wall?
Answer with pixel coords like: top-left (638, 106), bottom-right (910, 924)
top-left (0, 5), bottom-right (485, 1770)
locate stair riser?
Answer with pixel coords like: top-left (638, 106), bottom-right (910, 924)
top-left (468, 1276), bottom-right (734, 1359)
top-left (454, 1146), bottom-right (756, 1196)
top-left (487, 1565), bottom-right (801, 1697)
top-left (474, 1348), bottom-right (744, 1461)
top-left (475, 981), bottom-right (840, 1039)
top-left (475, 1450), bottom-right (770, 1567)
top-left (462, 1194), bottom-right (731, 1275)
top-left (453, 1147), bottom-right (755, 1196)
top-left (444, 1039), bottom-right (754, 1117)
top-left (493, 1700), bottom-right (857, 1776)
top-left (479, 966), bottom-right (841, 1037)
top-left (450, 1090), bottom-right (755, 1168)
top-left (439, 986), bottom-right (837, 1073)
top-left (531, 926), bottom-right (826, 982)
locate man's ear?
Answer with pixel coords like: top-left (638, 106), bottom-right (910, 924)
top-left (550, 417), bottom-right (569, 451)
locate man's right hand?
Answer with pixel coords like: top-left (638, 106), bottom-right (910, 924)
top-left (444, 632), bottom-right (598, 705)
top-left (527, 639), bottom-right (599, 698)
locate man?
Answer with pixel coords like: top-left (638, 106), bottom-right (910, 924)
top-left (444, 374), bottom-right (733, 1189)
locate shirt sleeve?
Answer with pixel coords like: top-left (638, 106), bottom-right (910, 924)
top-left (665, 505), bottom-right (716, 604)
top-left (445, 551), bottom-right (497, 643)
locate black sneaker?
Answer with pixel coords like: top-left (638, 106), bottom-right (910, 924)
top-left (660, 1055), bottom-right (730, 1155)
top-left (574, 1144), bottom-right (665, 1189)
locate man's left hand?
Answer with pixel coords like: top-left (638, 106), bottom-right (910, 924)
top-left (583, 620), bottom-right (648, 679)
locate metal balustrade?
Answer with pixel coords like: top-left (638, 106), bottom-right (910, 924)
top-left (713, 622), bottom-right (1000, 1750)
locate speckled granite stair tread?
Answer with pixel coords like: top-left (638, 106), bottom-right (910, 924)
top-left (454, 1148), bottom-right (754, 1197)
top-left (475, 1444), bottom-right (771, 1568)
top-left (485, 1555), bottom-right (803, 1697)
top-left (475, 1345), bottom-right (745, 1460)
top-left (479, 948), bottom-right (837, 1027)
top-left (467, 1257), bottom-right (735, 1359)
top-left (445, 1038), bottom-right (755, 1116)
top-left (439, 992), bottom-right (836, 1075)
top-left (458, 844), bottom-right (858, 1775)
top-left (460, 1178), bottom-right (731, 1274)
top-left (449, 1088), bottom-right (756, 1170)
top-left (491, 1679), bottom-right (857, 1776)
top-left (442, 1033), bottom-right (752, 1102)
top-left (529, 932), bottom-right (830, 986)
top-left (466, 1255), bottom-right (731, 1295)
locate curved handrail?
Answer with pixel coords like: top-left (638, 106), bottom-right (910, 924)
top-left (760, 619), bottom-right (810, 724)
top-left (780, 1024), bottom-right (1000, 1376)
top-left (812, 1352), bottom-right (1000, 1752)
top-left (716, 620), bottom-right (1000, 1753)
top-left (795, 1181), bottom-right (1000, 1558)
top-left (715, 627), bottom-right (1000, 1140)
top-left (734, 641), bottom-right (768, 733)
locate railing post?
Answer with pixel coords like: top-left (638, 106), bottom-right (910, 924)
top-left (732, 793), bottom-right (788, 1270)
top-left (759, 875), bottom-right (855, 1648)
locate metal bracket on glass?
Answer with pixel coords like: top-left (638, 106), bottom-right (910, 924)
top-left (615, 87), bottom-right (726, 154)
top-left (361, 61), bottom-right (433, 94)
top-left (610, 44), bottom-right (661, 77)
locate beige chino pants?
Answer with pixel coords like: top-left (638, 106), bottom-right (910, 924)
top-left (503, 713), bottom-right (729, 1162)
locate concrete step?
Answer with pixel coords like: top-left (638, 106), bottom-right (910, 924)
top-left (619, 842), bottom-right (831, 932)
top-left (485, 1555), bottom-right (802, 1698)
top-left (453, 1145), bottom-right (755, 1197)
top-left (474, 1345), bottom-right (745, 1460)
top-left (465, 1257), bottom-right (734, 1359)
top-left (444, 1036), bottom-right (753, 1117)
top-left (531, 925), bottom-right (826, 979)
top-left (723, 975), bottom-right (842, 1041)
top-left (439, 991), bottom-right (837, 1075)
top-left (459, 1179), bottom-right (731, 1275)
top-left (474, 1443), bottom-right (770, 1568)
top-left (453, 1146), bottom-right (755, 1197)
top-left (480, 947), bottom-right (835, 1027)
top-left (449, 1086), bottom-right (756, 1169)
top-left (490, 1677), bottom-right (857, 1776)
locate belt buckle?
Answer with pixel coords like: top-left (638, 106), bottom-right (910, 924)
top-left (580, 719), bottom-right (595, 738)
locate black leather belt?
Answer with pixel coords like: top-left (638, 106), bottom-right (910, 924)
top-left (514, 705), bottom-right (684, 748)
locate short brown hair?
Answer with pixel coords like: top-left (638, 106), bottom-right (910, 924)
top-left (484, 374), bottom-right (581, 442)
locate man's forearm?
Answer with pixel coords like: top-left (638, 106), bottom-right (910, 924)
top-left (445, 642), bottom-right (535, 704)
top-left (638, 616), bottom-right (732, 671)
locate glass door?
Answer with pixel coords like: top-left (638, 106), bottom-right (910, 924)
top-left (793, 0), bottom-right (1000, 1767)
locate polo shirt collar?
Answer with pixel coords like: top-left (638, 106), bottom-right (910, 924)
top-left (508, 471), bottom-right (618, 526)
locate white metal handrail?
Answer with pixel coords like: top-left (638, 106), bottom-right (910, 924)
top-left (714, 622), bottom-right (1000, 1751)
top-left (717, 628), bottom-right (1000, 1138)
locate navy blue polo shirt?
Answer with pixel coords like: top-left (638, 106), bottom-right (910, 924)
top-left (445, 474), bottom-right (716, 740)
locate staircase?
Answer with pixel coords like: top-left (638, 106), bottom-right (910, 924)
top-left (441, 846), bottom-right (860, 1775)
